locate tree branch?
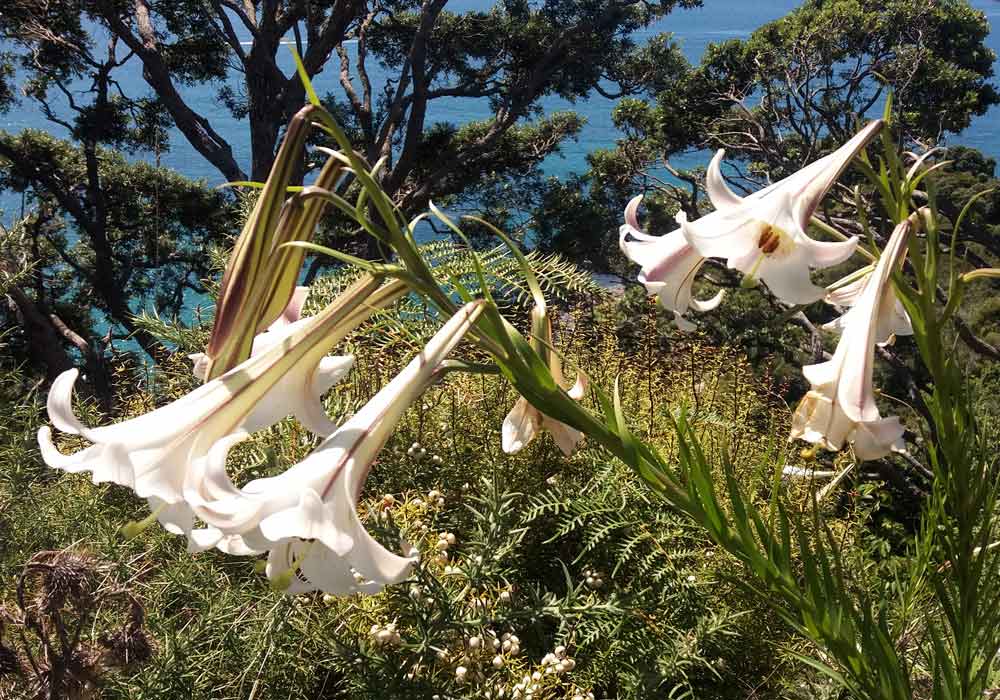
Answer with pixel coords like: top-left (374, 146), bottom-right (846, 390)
top-left (101, 0), bottom-right (245, 181)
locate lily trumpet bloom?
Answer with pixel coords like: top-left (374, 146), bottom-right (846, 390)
top-left (502, 304), bottom-right (587, 456)
top-left (678, 120), bottom-right (882, 304)
top-left (790, 218), bottom-right (912, 460)
top-left (37, 276), bottom-right (406, 532)
top-left (179, 302), bottom-right (486, 595)
top-left (619, 195), bottom-right (724, 330)
top-left (823, 268), bottom-right (913, 345)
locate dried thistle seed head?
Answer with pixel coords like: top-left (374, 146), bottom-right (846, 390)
top-left (98, 625), bottom-right (154, 669)
top-left (38, 551), bottom-right (97, 612)
top-left (28, 646), bottom-right (100, 700)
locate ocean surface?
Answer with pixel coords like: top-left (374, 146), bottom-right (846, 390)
top-left (0, 0), bottom-right (997, 323)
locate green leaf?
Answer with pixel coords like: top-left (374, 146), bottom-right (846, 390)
top-left (289, 47), bottom-right (321, 107)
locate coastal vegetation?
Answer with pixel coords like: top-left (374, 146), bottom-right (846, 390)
top-left (0, 1), bottom-right (999, 699)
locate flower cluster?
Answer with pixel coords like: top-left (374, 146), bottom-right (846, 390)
top-left (39, 272), bottom-right (486, 595)
top-left (34, 101), bottom-right (934, 610)
top-left (619, 120), bottom-right (912, 461)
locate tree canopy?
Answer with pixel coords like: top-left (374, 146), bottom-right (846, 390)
top-left (532, 0), bottom-right (998, 269)
top-left (0, 0), bottom-right (707, 380)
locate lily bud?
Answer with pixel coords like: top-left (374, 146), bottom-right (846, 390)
top-left (205, 108), bottom-right (345, 380)
top-left (502, 303), bottom-right (587, 456)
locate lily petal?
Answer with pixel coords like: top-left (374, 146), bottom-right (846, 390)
top-left (680, 122), bottom-right (881, 303)
top-left (502, 397), bottom-right (542, 454)
top-left (620, 202), bottom-right (722, 328)
top-left (705, 149), bottom-right (744, 210)
top-left (823, 268), bottom-right (913, 345)
top-left (790, 218), bottom-right (912, 460)
top-left (271, 286), bottom-right (310, 329)
top-left (541, 415), bottom-right (584, 457)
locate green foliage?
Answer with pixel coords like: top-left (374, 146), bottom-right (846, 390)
top-left (1, 295), bottom-right (808, 699)
top-left (417, 240), bottom-right (606, 306)
top-left (531, 0), bottom-right (999, 279)
top-left (706, 0), bottom-right (997, 148)
top-left (0, 129), bottom-right (235, 376)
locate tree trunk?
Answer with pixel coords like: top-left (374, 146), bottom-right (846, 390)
top-left (5, 287), bottom-right (114, 408)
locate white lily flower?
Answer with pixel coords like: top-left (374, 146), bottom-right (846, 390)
top-left (37, 276), bottom-right (405, 531)
top-left (790, 218), bottom-right (912, 460)
top-left (678, 121), bottom-right (883, 304)
top-left (823, 268), bottom-right (912, 344)
top-left (619, 195), bottom-right (724, 330)
top-left (502, 304), bottom-right (588, 456)
top-left (180, 301), bottom-right (485, 595)
top-left (190, 286), bottom-right (350, 437)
